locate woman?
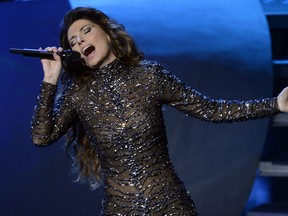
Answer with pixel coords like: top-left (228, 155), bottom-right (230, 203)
top-left (31, 7), bottom-right (288, 215)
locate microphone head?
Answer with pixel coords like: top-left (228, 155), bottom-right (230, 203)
top-left (61, 50), bottom-right (86, 72)
top-left (61, 50), bottom-right (81, 62)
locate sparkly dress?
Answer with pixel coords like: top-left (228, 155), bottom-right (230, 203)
top-left (31, 59), bottom-right (280, 215)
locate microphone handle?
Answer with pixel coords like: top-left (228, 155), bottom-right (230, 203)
top-left (10, 48), bottom-right (55, 59)
top-left (9, 48), bottom-right (79, 60)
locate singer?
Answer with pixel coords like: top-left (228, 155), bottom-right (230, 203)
top-left (30, 7), bottom-right (288, 215)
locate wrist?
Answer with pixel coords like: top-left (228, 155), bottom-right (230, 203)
top-left (43, 76), bottom-right (59, 85)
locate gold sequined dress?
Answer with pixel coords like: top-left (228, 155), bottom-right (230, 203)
top-left (31, 59), bottom-right (280, 215)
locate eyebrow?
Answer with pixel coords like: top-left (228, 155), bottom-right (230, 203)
top-left (68, 24), bottom-right (90, 43)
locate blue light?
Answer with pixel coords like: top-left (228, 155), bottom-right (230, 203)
top-left (245, 177), bottom-right (271, 211)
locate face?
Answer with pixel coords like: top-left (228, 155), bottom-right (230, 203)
top-left (67, 19), bottom-right (116, 68)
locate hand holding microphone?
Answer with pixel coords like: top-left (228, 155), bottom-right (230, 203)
top-left (9, 47), bottom-right (81, 61)
top-left (40, 47), bottom-right (64, 85)
top-left (9, 47), bottom-right (82, 85)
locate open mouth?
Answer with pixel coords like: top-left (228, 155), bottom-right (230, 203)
top-left (83, 45), bottom-right (95, 56)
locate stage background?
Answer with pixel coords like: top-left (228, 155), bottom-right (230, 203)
top-left (0, 0), bottom-right (274, 215)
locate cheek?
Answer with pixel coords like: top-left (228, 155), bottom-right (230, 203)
top-left (71, 46), bottom-right (81, 53)
top-left (101, 36), bottom-right (112, 51)
top-left (95, 39), bottom-right (108, 52)
top-left (96, 32), bottom-right (111, 46)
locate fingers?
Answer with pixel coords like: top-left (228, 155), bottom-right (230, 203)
top-left (47, 46), bottom-right (60, 60)
top-left (39, 46), bottom-right (63, 85)
top-left (39, 46), bottom-right (63, 52)
top-left (46, 46), bottom-right (59, 53)
top-left (39, 46), bottom-right (63, 53)
top-left (40, 46), bottom-right (64, 61)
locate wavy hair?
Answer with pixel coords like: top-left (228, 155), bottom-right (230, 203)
top-left (60, 7), bottom-right (144, 67)
top-left (59, 7), bottom-right (144, 189)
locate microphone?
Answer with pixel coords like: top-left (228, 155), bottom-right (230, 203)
top-left (9, 48), bottom-right (81, 62)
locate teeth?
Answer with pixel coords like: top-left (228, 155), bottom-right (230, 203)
top-left (83, 46), bottom-right (91, 54)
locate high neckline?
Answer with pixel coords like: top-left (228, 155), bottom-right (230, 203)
top-left (91, 58), bottom-right (124, 76)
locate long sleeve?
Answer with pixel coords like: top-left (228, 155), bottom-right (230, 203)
top-left (154, 65), bottom-right (280, 123)
top-left (31, 81), bottom-right (79, 146)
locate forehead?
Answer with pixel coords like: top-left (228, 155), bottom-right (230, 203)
top-left (67, 19), bottom-right (95, 38)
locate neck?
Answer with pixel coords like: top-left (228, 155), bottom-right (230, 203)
top-left (99, 52), bottom-right (117, 69)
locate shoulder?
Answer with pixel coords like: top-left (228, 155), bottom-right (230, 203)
top-left (131, 60), bottom-right (181, 89)
top-left (134, 60), bottom-right (166, 79)
top-left (137, 60), bottom-right (179, 82)
top-left (138, 60), bottom-right (164, 71)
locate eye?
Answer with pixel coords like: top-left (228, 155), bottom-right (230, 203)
top-left (83, 26), bottom-right (91, 34)
top-left (70, 41), bottom-right (76, 47)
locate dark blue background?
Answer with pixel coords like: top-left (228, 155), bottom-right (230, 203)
top-left (0, 0), bottom-right (275, 215)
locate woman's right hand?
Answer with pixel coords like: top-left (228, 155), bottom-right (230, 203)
top-left (41, 46), bottom-right (63, 85)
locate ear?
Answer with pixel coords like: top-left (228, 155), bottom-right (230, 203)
top-left (106, 34), bottom-right (111, 42)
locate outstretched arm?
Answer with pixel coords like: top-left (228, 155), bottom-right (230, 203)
top-left (153, 64), bottom-right (281, 122)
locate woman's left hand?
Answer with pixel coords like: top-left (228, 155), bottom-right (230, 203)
top-left (277, 87), bottom-right (288, 112)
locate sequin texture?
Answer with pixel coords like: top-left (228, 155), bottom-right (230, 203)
top-left (31, 59), bottom-right (280, 215)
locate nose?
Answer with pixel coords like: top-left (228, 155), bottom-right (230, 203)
top-left (76, 36), bottom-right (84, 44)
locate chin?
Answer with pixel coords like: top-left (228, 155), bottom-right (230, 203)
top-left (86, 59), bottom-right (101, 68)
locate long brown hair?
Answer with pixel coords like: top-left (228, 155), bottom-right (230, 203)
top-left (60, 7), bottom-right (144, 67)
top-left (59, 7), bottom-right (144, 189)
